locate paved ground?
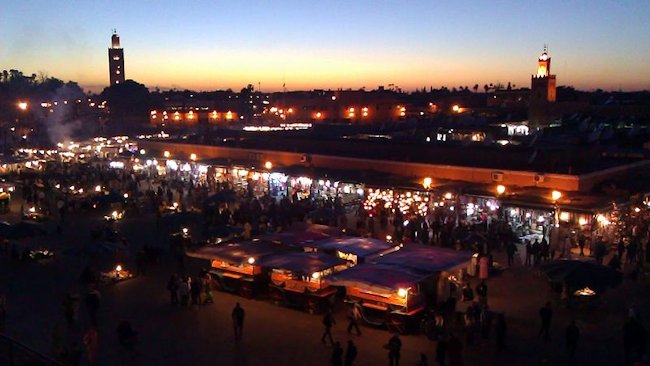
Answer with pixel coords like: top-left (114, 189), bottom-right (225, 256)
top-left (1, 198), bottom-right (649, 366)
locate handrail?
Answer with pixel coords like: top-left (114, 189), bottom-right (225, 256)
top-left (0, 332), bottom-right (64, 366)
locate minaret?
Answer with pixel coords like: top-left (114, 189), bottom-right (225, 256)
top-left (529, 46), bottom-right (557, 127)
top-left (531, 46), bottom-right (556, 103)
top-left (108, 30), bottom-right (125, 86)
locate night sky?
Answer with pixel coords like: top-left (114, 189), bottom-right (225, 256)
top-left (2, 0), bottom-right (650, 92)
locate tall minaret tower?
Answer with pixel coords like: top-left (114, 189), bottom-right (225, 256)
top-left (108, 30), bottom-right (125, 86)
top-left (529, 46), bottom-right (557, 127)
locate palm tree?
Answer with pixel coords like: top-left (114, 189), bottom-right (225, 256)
top-left (483, 84), bottom-right (489, 94)
top-left (473, 84), bottom-right (479, 93)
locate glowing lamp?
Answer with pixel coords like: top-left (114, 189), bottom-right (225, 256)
top-left (634, 207), bottom-right (641, 213)
top-left (397, 288), bottom-right (408, 298)
top-left (190, 153), bottom-right (197, 161)
top-left (452, 105), bottom-right (460, 112)
top-left (496, 185), bottom-right (506, 195)
top-left (247, 257), bottom-right (255, 265)
top-left (311, 272), bottom-right (320, 279)
top-left (95, 185), bottom-right (101, 192)
top-left (17, 102), bottom-right (28, 110)
top-left (140, 149), bottom-right (146, 155)
top-left (551, 190), bottom-right (562, 201)
top-left (163, 151), bottom-right (171, 158)
top-left (123, 193), bottom-right (129, 199)
top-left (264, 161), bottom-right (273, 170)
top-left (578, 217), bottom-right (588, 226)
top-left (386, 235), bottom-right (392, 242)
top-left (115, 265), bottom-right (122, 272)
top-left (559, 212), bottom-right (570, 222)
top-left (444, 192), bottom-right (453, 200)
top-left (422, 177), bottom-right (432, 189)
top-left (182, 227), bottom-right (189, 235)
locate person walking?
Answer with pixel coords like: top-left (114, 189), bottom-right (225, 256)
top-left (347, 305), bottom-right (362, 336)
top-left (565, 320), bottom-right (580, 359)
top-left (475, 280), bottom-right (488, 306)
top-left (385, 333), bottom-right (402, 366)
top-left (344, 340), bottom-right (357, 366)
top-left (538, 302), bottom-right (552, 341)
top-left (232, 302), bottom-right (245, 342)
top-left (167, 274), bottom-right (179, 305)
top-left (321, 309), bottom-right (336, 345)
top-left (524, 241), bottom-right (532, 266)
top-left (331, 341), bottom-right (343, 366)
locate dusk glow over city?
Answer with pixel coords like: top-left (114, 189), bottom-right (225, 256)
top-left (3, 2), bottom-right (650, 366)
top-left (4, 0), bottom-right (650, 92)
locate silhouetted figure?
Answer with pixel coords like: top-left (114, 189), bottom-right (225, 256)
top-left (232, 302), bottom-right (245, 342)
top-left (321, 309), bottom-right (336, 345)
top-left (347, 305), bottom-right (362, 336)
top-left (344, 340), bottom-right (357, 366)
top-left (538, 302), bottom-right (552, 341)
top-left (331, 341), bottom-right (343, 366)
top-left (385, 333), bottom-right (402, 366)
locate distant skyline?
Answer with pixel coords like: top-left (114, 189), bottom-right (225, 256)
top-left (2, 0), bottom-right (650, 93)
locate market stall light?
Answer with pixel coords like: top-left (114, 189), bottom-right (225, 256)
top-left (264, 161), bottom-right (273, 170)
top-left (397, 288), bottom-right (408, 298)
top-left (560, 212), bottom-right (570, 222)
top-left (190, 153), bottom-right (197, 161)
top-left (444, 192), bottom-right (453, 200)
top-left (551, 190), bottom-right (562, 201)
top-left (574, 287), bottom-right (596, 296)
top-left (422, 177), bottom-right (432, 189)
top-left (95, 185), bottom-right (101, 192)
top-left (386, 235), bottom-right (392, 242)
top-left (163, 151), bottom-right (171, 158)
top-left (578, 217), bottom-right (588, 226)
top-left (496, 185), bottom-right (506, 195)
top-left (247, 257), bottom-right (255, 265)
top-left (139, 149), bottom-right (146, 155)
top-left (115, 265), bottom-right (122, 272)
top-left (311, 272), bottom-right (320, 279)
top-left (123, 193), bottom-right (129, 199)
top-left (182, 227), bottom-right (189, 235)
top-left (634, 207), bottom-right (641, 213)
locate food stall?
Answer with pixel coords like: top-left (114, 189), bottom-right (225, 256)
top-left (374, 244), bottom-right (474, 306)
top-left (186, 241), bottom-right (286, 298)
top-left (301, 237), bottom-right (400, 265)
top-left (328, 263), bottom-right (431, 334)
top-left (258, 251), bottom-right (348, 314)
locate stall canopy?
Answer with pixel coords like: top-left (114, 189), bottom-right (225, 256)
top-left (374, 244), bottom-right (473, 274)
top-left (186, 241), bottom-right (286, 264)
top-left (261, 230), bottom-right (330, 246)
top-left (308, 237), bottom-right (396, 258)
top-left (258, 252), bottom-right (347, 275)
top-left (327, 264), bottom-right (429, 293)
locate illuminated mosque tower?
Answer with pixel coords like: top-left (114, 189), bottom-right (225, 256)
top-left (529, 46), bottom-right (557, 126)
top-left (108, 30), bottom-right (125, 86)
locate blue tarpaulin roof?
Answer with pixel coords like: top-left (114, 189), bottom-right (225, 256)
top-left (186, 241), bottom-right (286, 264)
top-left (308, 237), bottom-right (396, 258)
top-left (258, 252), bottom-right (347, 275)
top-left (327, 264), bottom-right (430, 292)
top-left (374, 244), bottom-right (473, 273)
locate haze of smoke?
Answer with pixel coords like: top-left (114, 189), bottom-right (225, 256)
top-left (44, 84), bottom-right (85, 144)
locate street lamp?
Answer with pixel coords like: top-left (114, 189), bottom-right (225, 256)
top-left (496, 185), bottom-right (506, 195)
top-left (551, 190), bottom-right (562, 201)
top-left (17, 102), bottom-right (28, 111)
